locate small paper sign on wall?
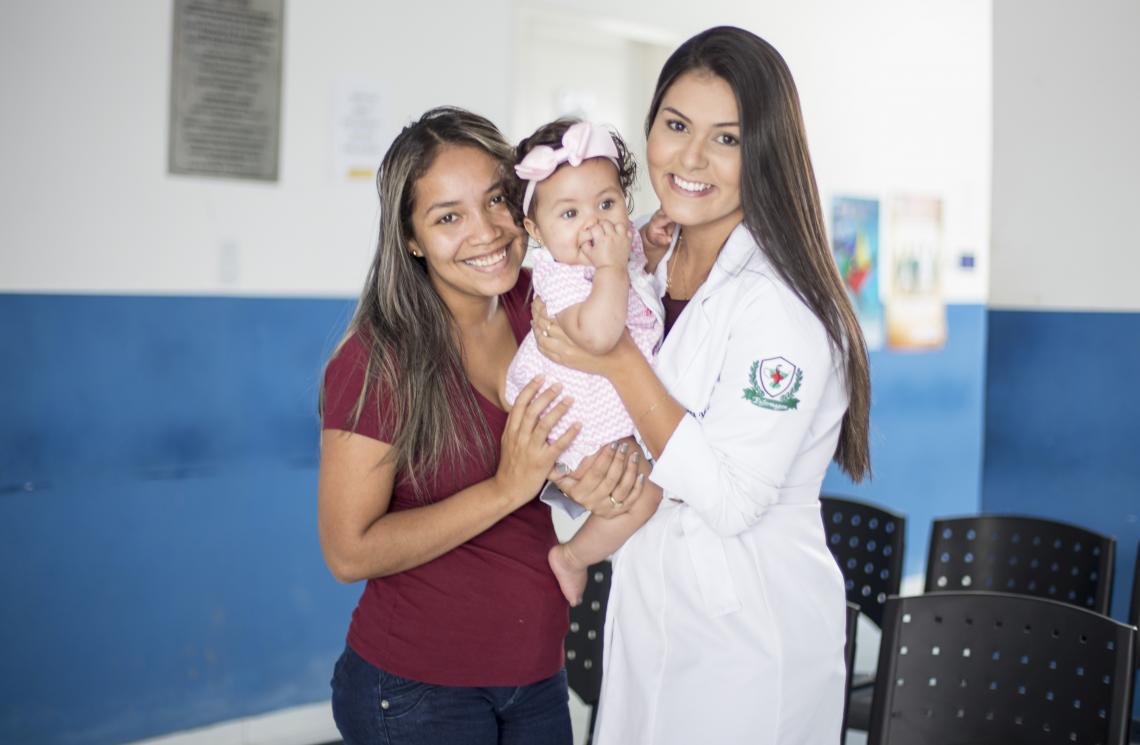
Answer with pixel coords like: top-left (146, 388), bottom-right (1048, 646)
top-left (332, 78), bottom-right (388, 183)
top-left (168, 0), bottom-right (284, 181)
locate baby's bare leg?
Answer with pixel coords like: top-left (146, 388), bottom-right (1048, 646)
top-left (548, 485), bottom-right (662, 604)
top-left (547, 539), bottom-right (589, 607)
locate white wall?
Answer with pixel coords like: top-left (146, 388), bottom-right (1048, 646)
top-left (990, 0), bottom-right (1140, 312)
top-left (2, 1), bottom-right (992, 305)
top-left (511, 9), bottom-right (674, 218)
top-left (0, 0), bottom-right (513, 296)
top-left (514, 0), bottom-right (993, 303)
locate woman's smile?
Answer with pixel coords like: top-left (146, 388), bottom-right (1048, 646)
top-left (461, 246), bottom-right (510, 271)
top-left (668, 173), bottom-right (715, 196)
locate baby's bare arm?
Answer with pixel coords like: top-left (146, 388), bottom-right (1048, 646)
top-left (555, 218), bottom-right (632, 352)
top-left (557, 265), bottom-right (629, 353)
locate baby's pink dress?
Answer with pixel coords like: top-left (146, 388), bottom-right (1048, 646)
top-left (505, 233), bottom-right (664, 470)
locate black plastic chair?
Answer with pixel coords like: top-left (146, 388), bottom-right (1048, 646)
top-left (842, 601), bottom-right (859, 745)
top-left (821, 496), bottom-right (907, 628)
top-left (1131, 541), bottom-right (1139, 668)
top-left (1130, 542), bottom-right (1139, 745)
top-left (564, 560), bottom-right (612, 745)
top-left (821, 495), bottom-right (907, 731)
top-left (925, 515), bottom-right (1116, 614)
top-left (868, 591), bottom-right (1137, 745)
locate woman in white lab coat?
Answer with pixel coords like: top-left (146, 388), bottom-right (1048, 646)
top-left (534, 27), bottom-right (872, 744)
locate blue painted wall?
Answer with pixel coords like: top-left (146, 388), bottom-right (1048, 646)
top-left (0, 296), bottom-right (989, 743)
top-left (983, 309), bottom-right (1140, 718)
top-left (824, 303), bottom-right (988, 580)
top-left (0, 294), bottom-right (361, 745)
top-left (982, 309), bottom-right (1140, 623)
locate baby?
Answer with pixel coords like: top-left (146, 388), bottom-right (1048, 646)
top-left (502, 120), bottom-right (664, 604)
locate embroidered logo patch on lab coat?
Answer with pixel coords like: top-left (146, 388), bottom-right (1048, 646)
top-left (743, 357), bottom-right (803, 411)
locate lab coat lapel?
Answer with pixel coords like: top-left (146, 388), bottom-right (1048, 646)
top-left (656, 224), bottom-right (760, 410)
top-left (653, 226), bottom-right (706, 408)
top-left (696, 223), bottom-right (759, 300)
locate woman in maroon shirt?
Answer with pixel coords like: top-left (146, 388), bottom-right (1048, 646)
top-left (318, 107), bottom-right (646, 745)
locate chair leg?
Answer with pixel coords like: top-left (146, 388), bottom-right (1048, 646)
top-left (585, 704), bottom-right (598, 745)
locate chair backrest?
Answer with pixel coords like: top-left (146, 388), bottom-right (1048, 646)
top-left (868, 592), bottom-right (1136, 745)
top-left (1131, 540), bottom-right (1139, 669)
top-left (925, 515), bottom-right (1116, 614)
top-left (564, 560), bottom-right (612, 707)
top-left (820, 495), bottom-right (906, 629)
top-left (842, 601), bottom-right (860, 745)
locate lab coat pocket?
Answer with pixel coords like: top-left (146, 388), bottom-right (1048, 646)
top-left (679, 508), bottom-right (742, 618)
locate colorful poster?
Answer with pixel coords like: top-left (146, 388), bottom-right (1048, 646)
top-left (885, 195), bottom-right (947, 350)
top-left (831, 196), bottom-right (884, 350)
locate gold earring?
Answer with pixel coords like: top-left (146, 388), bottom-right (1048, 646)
top-left (411, 250), bottom-right (422, 257)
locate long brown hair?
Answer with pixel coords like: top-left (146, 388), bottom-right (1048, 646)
top-left (647, 27), bottom-right (872, 481)
top-left (321, 107), bottom-right (519, 494)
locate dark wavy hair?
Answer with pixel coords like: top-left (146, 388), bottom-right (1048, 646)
top-left (647, 27), bottom-right (872, 481)
top-left (515, 118), bottom-right (637, 218)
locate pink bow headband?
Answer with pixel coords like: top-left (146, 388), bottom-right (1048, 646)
top-left (514, 121), bottom-right (620, 214)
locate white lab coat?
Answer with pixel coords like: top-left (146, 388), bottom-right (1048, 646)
top-left (591, 223), bottom-right (849, 745)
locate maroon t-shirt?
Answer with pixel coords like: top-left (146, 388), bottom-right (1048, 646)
top-left (321, 271), bottom-right (568, 686)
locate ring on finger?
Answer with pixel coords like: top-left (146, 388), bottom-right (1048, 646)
top-left (608, 494), bottom-right (624, 510)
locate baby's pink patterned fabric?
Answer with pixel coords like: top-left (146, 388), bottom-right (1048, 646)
top-left (505, 232), bottom-right (663, 469)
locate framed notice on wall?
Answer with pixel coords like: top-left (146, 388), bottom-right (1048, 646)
top-left (168, 0), bottom-right (284, 181)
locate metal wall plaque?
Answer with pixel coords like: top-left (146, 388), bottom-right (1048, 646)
top-left (169, 0), bottom-right (284, 181)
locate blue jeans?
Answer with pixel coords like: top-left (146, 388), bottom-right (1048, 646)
top-left (330, 645), bottom-right (572, 745)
